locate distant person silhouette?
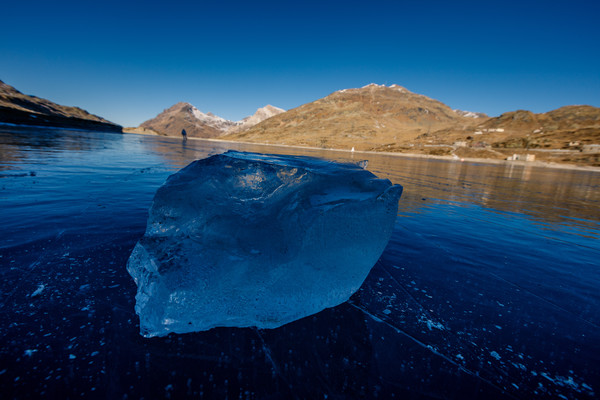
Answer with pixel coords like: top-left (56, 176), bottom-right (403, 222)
top-left (181, 129), bottom-right (187, 142)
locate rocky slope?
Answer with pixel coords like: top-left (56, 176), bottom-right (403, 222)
top-left (138, 103), bottom-right (284, 138)
top-left (0, 80), bottom-right (122, 132)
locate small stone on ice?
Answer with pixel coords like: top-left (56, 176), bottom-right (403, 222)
top-left (127, 151), bottom-right (402, 337)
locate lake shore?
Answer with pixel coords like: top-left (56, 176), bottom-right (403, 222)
top-left (188, 136), bottom-right (600, 173)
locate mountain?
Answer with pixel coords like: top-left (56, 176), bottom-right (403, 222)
top-left (475, 105), bottom-right (600, 150)
top-left (0, 80), bottom-right (122, 132)
top-left (222, 84), bottom-right (599, 166)
top-left (228, 105), bottom-right (285, 134)
top-left (481, 106), bottom-right (600, 133)
top-left (139, 102), bottom-right (237, 138)
top-left (137, 103), bottom-right (285, 138)
top-left (222, 83), bottom-right (479, 150)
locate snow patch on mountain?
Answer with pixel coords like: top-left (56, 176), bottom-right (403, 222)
top-left (362, 83), bottom-right (387, 89)
top-left (338, 83), bottom-right (410, 94)
top-left (454, 109), bottom-right (488, 118)
top-left (139, 101), bottom-right (284, 138)
top-left (227, 105), bottom-right (285, 133)
top-left (190, 106), bottom-right (239, 131)
top-left (389, 84), bottom-right (408, 93)
top-left (239, 105), bottom-right (284, 125)
top-left (177, 103), bottom-right (285, 134)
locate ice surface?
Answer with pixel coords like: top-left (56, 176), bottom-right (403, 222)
top-left (126, 151), bottom-right (402, 337)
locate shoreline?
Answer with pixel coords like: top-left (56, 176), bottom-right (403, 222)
top-left (189, 136), bottom-right (600, 173)
top-left (0, 121), bottom-right (123, 134)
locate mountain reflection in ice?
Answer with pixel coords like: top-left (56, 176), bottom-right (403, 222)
top-left (0, 126), bottom-right (598, 399)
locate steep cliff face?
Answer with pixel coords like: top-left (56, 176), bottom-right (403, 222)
top-left (0, 80), bottom-right (122, 132)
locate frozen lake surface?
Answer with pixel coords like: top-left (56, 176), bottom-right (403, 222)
top-left (1, 126), bottom-right (599, 399)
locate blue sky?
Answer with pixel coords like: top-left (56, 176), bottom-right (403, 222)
top-left (2, 0), bottom-right (599, 127)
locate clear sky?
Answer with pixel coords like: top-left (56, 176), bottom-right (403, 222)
top-left (2, 0), bottom-right (599, 127)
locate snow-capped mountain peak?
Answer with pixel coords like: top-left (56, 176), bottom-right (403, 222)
top-left (228, 105), bottom-right (286, 133)
top-left (190, 106), bottom-right (237, 131)
top-left (241, 105), bottom-right (285, 123)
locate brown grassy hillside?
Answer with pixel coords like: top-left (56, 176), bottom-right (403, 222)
top-left (223, 84), bottom-right (481, 151)
top-left (0, 80), bottom-right (121, 132)
top-left (223, 84), bottom-right (600, 166)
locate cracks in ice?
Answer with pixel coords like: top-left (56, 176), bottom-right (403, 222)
top-left (351, 262), bottom-right (525, 398)
top-left (253, 328), bottom-right (293, 393)
top-left (348, 302), bottom-right (517, 399)
top-left (380, 264), bottom-right (444, 329)
top-left (358, 261), bottom-right (597, 398)
top-left (253, 327), bottom-right (336, 398)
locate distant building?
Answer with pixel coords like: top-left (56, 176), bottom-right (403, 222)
top-left (507, 154), bottom-right (536, 162)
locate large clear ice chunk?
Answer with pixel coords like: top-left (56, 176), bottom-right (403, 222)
top-left (127, 151), bottom-right (402, 337)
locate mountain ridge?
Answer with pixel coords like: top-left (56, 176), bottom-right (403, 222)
top-left (0, 80), bottom-right (122, 132)
top-left (137, 103), bottom-right (285, 138)
top-left (222, 83), bottom-right (478, 149)
top-left (222, 83), bottom-right (600, 166)
top-left (4, 77), bottom-right (596, 166)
